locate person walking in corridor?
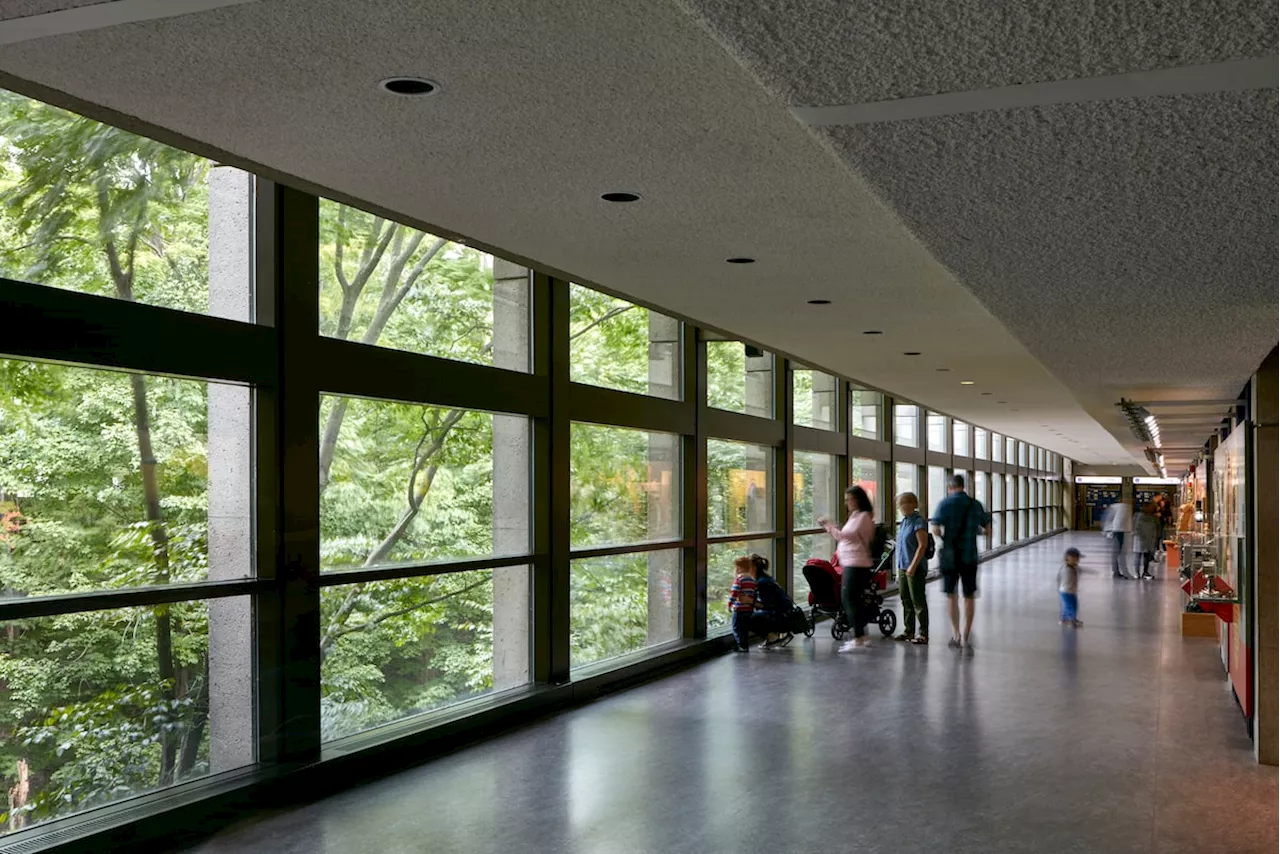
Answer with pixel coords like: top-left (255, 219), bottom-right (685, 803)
top-left (820, 486), bottom-right (876, 652)
top-left (1057, 547), bottom-right (1087, 627)
top-left (932, 474), bottom-right (991, 650)
top-left (1103, 500), bottom-right (1133, 578)
top-left (1132, 503), bottom-right (1160, 580)
top-left (894, 492), bottom-right (930, 645)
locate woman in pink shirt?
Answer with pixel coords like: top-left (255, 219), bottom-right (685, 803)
top-left (820, 485), bottom-right (876, 651)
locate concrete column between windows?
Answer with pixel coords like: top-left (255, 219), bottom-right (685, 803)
top-left (492, 259), bottom-right (531, 689)
top-left (207, 165), bottom-right (254, 771)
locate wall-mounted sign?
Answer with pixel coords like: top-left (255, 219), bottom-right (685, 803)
top-left (1074, 476), bottom-right (1122, 484)
top-left (1133, 477), bottom-right (1181, 485)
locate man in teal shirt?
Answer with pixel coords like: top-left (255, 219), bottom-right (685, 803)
top-left (895, 492), bottom-right (930, 644)
top-left (932, 474), bottom-right (991, 650)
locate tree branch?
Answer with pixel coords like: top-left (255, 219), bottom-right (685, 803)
top-left (327, 577), bottom-right (489, 644)
top-left (570, 305), bottom-right (636, 342)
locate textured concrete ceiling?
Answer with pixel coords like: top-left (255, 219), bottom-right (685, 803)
top-left (0, 1), bottom-right (116, 20)
top-left (0, 0), bottom-right (1274, 468)
top-left (681, 0), bottom-right (1278, 470)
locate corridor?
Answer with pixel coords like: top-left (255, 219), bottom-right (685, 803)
top-left (179, 533), bottom-right (1277, 854)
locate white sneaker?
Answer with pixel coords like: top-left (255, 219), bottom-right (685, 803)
top-left (838, 639), bottom-right (859, 653)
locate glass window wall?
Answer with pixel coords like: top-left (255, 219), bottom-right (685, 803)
top-left (569, 285), bottom-right (680, 399)
top-left (927, 412), bottom-right (947, 453)
top-left (706, 341), bottom-right (773, 418)
top-left (850, 386), bottom-right (882, 439)
top-left (707, 439), bottom-right (774, 536)
top-left (953, 421), bottom-right (970, 457)
top-left (793, 367), bottom-right (838, 431)
top-left (974, 427), bottom-right (988, 460)
top-left (894, 404), bottom-right (919, 447)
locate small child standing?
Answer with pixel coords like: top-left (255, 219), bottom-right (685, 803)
top-left (727, 555), bottom-right (758, 651)
top-left (1058, 547), bottom-right (1085, 627)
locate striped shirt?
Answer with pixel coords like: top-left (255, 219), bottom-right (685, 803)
top-left (728, 575), bottom-right (758, 612)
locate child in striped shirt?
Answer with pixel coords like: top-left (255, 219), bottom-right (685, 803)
top-left (727, 555), bottom-right (758, 652)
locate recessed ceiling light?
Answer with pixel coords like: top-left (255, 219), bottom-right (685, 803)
top-left (863, 330), bottom-right (883, 335)
top-left (807, 299), bottom-right (831, 305)
top-left (601, 191), bottom-right (642, 203)
top-left (981, 392), bottom-right (992, 396)
top-left (726, 257), bottom-right (756, 264)
top-left (936, 368), bottom-right (950, 372)
top-left (961, 381), bottom-right (975, 385)
top-left (1012, 408), bottom-right (1021, 412)
top-left (903, 351), bottom-right (921, 356)
top-left (997, 401), bottom-right (1007, 404)
top-left (379, 77), bottom-right (439, 96)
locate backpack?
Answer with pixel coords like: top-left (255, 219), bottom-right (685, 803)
top-left (870, 524), bottom-right (889, 564)
top-left (924, 531), bottom-right (937, 560)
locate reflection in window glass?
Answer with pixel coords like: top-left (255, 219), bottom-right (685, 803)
top-left (570, 550), bottom-right (680, 668)
top-left (570, 424), bottom-right (679, 549)
top-left (320, 398), bottom-right (530, 570)
top-left (1006, 475), bottom-right (1016, 514)
top-left (0, 599), bottom-right (251, 830)
top-left (953, 421), bottom-right (970, 457)
top-left (321, 569), bottom-right (528, 740)
top-left (1006, 437), bottom-right (1016, 463)
top-left (928, 466), bottom-right (947, 519)
top-left (707, 539), bottom-right (773, 630)
top-left (794, 451), bottom-right (837, 529)
top-left (706, 341), bottom-right (773, 417)
top-left (991, 472), bottom-right (1004, 511)
top-left (992, 513), bottom-right (1004, 546)
top-left (927, 412), bottom-right (948, 452)
top-left (569, 285), bottom-right (680, 399)
top-left (0, 361), bottom-right (250, 596)
top-left (0, 90), bottom-right (251, 320)
top-left (850, 457), bottom-right (882, 518)
top-left (992, 433), bottom-right (1004, 463)
top-left (974, 427), bottom-right (988, 460)
top-left (850, 386), bottom-right (881, 439)
top-left (707, 440), bottom-right (774, 536)
top-left (793, 367), bottom-right (838, 431)
top-left (319, 200), bottom-right (529, 371)
top-left (895, 462), bottom-right (919, 506)
top-left (975, 471), bottom-right (990, 551)
top-left (894, 404), bottom-right (920, 447)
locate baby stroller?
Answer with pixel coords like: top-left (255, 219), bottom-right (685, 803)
top-left (801, 542), bottom-right (898, 639)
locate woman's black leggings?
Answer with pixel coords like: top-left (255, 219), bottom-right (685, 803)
top-left (840, 565), bottom-right (874, 639)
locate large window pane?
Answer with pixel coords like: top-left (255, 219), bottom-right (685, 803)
top-left (793, 368), bottom-right (837, 431)
top-left (895, 462), bottom-right (919, 505)
top-left (319, 200), bottom-right (529, 371)
top-left (0, 361), bottom-right (251, 597)
top-left (953, 421), bottom-right (970, 457)
top-left (793, 452), bottom-right (837, 529)
top-left (992, 513), bottom-right (1004, 546)
top-left (894, 404), bottom-right (919, 447)
top-left (570, 549), bottom-right (681, 669)
top-left (975, 471), bottom-right (990, 551)
top-left (928, 466), bottom-right (948, 519)
top-left (570, 424), bottom-right (680, 549)
top-left (320, 398), bottom-right (530, 571)
top-left (974, 427), bottom-right (988, 460)
top-left (992, 433), bottom-right (1004, 463)
top-left (793, 532), bottom-right (835, 581)
top-left (0, 91), bottom-right (252, 321)
top-left (927, 412), bottom-right (947, 452)
top-left (0, 598), bottom-right (252, 833)
top-left (850, 457), bottom-right (883, 519)
top-left (706, 341), bottom-right (772, 417)
top-left (707, 538), bottom-right (772, 630)
top-left (850, 386), bottom-right (881, 439)
top-left (321, 568), bottom-right (529, 740)
top-left (707, 440), bottom-right (774, 536)
top-left (569, 285), bottom-right (679, 400)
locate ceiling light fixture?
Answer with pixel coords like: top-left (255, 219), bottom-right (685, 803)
top-left (997, 401), bottom-right (1007, 404)
top-left (903, 351), bottom-right (921, 356)
top-left (379, 77), bottom-right (439, 96)
top-left (936, 368), bottom-right (950, 372)
top-left (863, 330), bottom-right (883, 335)
top-left (807, 299), bottom-right (831, 305)
top-left (981, 392), bottom-right (992, 396)
top-left (961, 381), bottom-right (975, 385)
top-left (725, 257), bottom-right (756, 264)
top-left (601, 191), bottom-right (641, 203)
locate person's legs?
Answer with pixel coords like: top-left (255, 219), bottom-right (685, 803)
top-left (852, 567), bottom-right (872, 639)
top-left (1116, 532), bottom-right (1128, 576)
top-left (898, 570), bottom-right (917, 638)
top-left (909, 570), bottom-right (929, 639)
top-left (731, 611), bottom-right (749, 648)
top-left (1059, 591), bottom-right (1071, 622)
top-left (943, 571), bottom-right (961, 643)
top-left (1060, 592), bottom-right (1078, 622)
top-left (840, 566), bottom-right (861, 638)
top-left (1067, 593), bottom-right (1079, 623)
top-left (960, 565), bottom-right (977, 643)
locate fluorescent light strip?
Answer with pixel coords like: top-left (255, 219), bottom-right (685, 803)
top-left (793, 57), bottom-right (1277, 127)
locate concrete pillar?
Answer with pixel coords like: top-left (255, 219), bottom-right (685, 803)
top-left (207, 165), bottom-right (255, 771)
top-left (492, 259), bottom-right (531, 689)
top-left (647, 315), bottom-right (680, 644)
top-left (744, 353), bottom-right (772, 420)
top-left (1253, 348), bottom-right (1277, 765)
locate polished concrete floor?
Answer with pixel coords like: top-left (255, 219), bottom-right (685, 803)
top-left (177, 532), bottom-right (1277, 854)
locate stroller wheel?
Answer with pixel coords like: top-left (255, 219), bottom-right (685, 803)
top-left (878, 609), bottom-right (897, 637)
top-left (803, 614), bottom-right (816, 638)
top-left (831, 617), bottom-right (847, 640)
